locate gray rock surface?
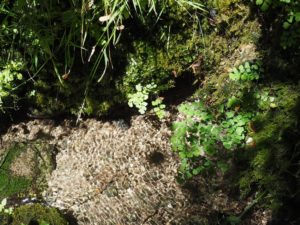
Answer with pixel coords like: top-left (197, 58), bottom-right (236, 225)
top-left (1, 117), bottom-right (199, 225)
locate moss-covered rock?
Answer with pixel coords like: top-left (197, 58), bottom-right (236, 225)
top-left (0, 141), bottom-right (56, 199)
top-left (168, 0), bottom-right (300, 222)
top-left (237, 83), bottom-right (300, 211)
top-left (11, 204), bottom-right (68, 225)
top-left (200, 0), bottom-right (261, 70)
top-left (0, 143), bottom-right (31, 199)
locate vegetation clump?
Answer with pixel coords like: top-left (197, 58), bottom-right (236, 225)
top-left (0, 0), bottom-right (300, 224)
top-left (0, 203), bottom-right (68, 225)
top-left (169, 0), bottom-right (300, 223)
top-left (0, 0), bottom-right (205, 117)
top-left (238, 83), bottom-right (300, 213)
top-left (11, 204), bottom-right (68, 225)
top-left (256, 0), bottom-right (300, 49)
top-left (0, 61), bottom-right (24, 113)
top-left (171, 100), bottom-right (253, 179)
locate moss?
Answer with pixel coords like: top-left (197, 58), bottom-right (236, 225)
top-left (116, 41), bottom-right (175, 96)
top-left (189, 2), bottom-right (299, 214)
top-left (237, 83), bottom-right (300, 210)
top-left (11, 204), bottom-right (68, 225)
top-left (15, 0), bottom-right (265, 121)
top-left (115, 5), bottom-right (205, 105)
top-left (191, 0), bottom-right (300, 206)
top-left (0, 143), bottom-right (31, 199)
top-left (83, 97), bottom-right (112, 116)
top-left (0, 141), bottom-right (56, 199)
top-left (193, 1), bottom-right (262, 105)
top-left (209, 0), bottom-right (240, 9)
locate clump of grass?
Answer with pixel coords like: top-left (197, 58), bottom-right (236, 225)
top-left (88, 0), bottom-right (206, 81)
top-left (0, 0), bottom-right (205, 121)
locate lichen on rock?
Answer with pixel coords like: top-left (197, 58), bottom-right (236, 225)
top-left (43, 116), bottom-right (192, 224)
top-left (9, 146), bottom-right (35, 178)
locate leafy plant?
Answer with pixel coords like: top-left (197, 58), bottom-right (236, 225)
top-left (221, 111), bottom-right (253, 149)
top-left (128, 83), bottom-right (156, 114)
top-left (151, 97), bottom-right (166, 120)
top-left (171, 101), bottom-right (253, 179)
top-left (255, 0), bottom-right (300, 49)
top-left (254, 90), bottom-right (277, 110)
top-left (227, 61), bottom-right (277, 111)
top-left (171, 60), bottom-right (268, 179)
top-left (0, 198), bottom-right (13, 215)
top-left (0, 60), bottom-right (24, 112)
top-left (128, 83), bottom-right (167, 119)
top-left (229, 61), bottom-right (262, 81)
top-left (255, 0), bottom-right (272, 11)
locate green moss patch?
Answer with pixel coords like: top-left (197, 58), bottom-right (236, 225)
top-left (0, 204), bottom-right (69, 225)
top-left (0, 141), bottom-right (56, 199)
top-left (238, 83), bottom-right (300, 209)
top-left (11, 204), bottom-right (69, 225)
top-left (0, 143), bottom-right (31, 199)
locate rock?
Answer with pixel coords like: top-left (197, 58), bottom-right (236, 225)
top-left (1, 116), bottom-right (241, 224)
top-left (0, 139), bottom-right (56, 198)
top-left (9, 146), bottom-right (35, 177)
top-left (41, 116), bottom-right (194, 225)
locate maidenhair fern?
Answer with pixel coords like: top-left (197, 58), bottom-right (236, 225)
top-left (0, 61), bottom-right (24, 112)
top-left (171, 101), bottom-right (253, 178)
